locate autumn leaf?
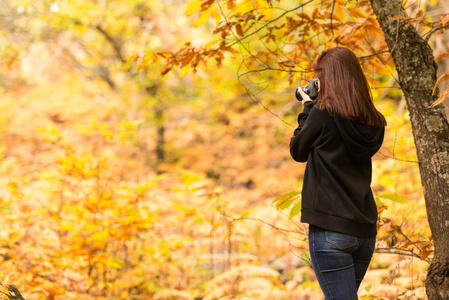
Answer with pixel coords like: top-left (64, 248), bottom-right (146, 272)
top-left (378, 193), bottom-right (406, 203)
top-left (227, 0), bottom-right (236, 9)
top-left (195, 10), bottom-right (210, 27)
top-left (203, 38), bottom-right (222, 49)
top-left (440, 13), bottom-right (449, 26)
top-left (436, 49), bottom-right (449, 62)
top-left (209, 6), bottom-right (221, 24)
top-left (289, 202), bottom-right (302, 219)
top-left (186, 0), bottom-right (201, 17)
top-left (273, 191), bottom-right (300, 211)
top-left (347, 6), bottom-right (366, 18)
top-left (419, 250), bottom-right (433, 260)
top-left (180, 63), bottom-right (191, 79)
top-left (415, 9), bottom-right (424, 19)
top-left (429, 87), bottom-right (449, 109)
top-left (297, 13), bottom-right (311, 21)
top-left (255, 0), bottom-right (272, 21)
top-left (429, 72), bottom-right (449, 108)
top-left (236, 24), bottom-right (244, 37)
top-left (234, 0), bottom-right (254, 16)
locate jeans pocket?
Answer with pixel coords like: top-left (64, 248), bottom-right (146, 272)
top-left (325, 230), bottom-right (358, 250)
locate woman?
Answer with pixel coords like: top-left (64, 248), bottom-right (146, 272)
top-left (290, 47), bottom-right (386, 299)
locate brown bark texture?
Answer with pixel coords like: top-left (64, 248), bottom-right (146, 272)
top-left (369, 0), bottom-right (449, 299)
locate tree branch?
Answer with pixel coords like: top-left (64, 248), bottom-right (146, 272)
top-left (375, 247), bottom-right (431, 264)
top-left (94, 24), bottom-right (125, 61)
top-left (226, 1), bottom-right (315, 49)
top-left (220, 212), bottom-right (304, 235)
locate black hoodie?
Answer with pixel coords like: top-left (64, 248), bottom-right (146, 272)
top-left (290, 101), bottom-right (384, 237)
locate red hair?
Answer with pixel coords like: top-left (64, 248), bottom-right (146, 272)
top-left (313, 47), bottom-right (386, 127)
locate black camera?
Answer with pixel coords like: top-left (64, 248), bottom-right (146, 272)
top-left (295, 79), bottom-right (319, 101)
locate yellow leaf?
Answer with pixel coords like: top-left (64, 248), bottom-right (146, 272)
top-left (58, 224), bottom-right (76, 231)
top-left (194, 10), bottom-right (209, 27)
top-left (203, 38), bottom-right (222, 49)
top-left (255, 0), bottom-right (272, 21)
top-left (186, 0), bottom-right (201, 17)
top-left (180, 64), bottom-right (191, 79)
top-left (104, 258), bottom-right (124, 269)
top-left (278, 71), bottom-right (287, 80)
top-left (234, 0), bottom-right (253, 16)
top-left (146, 52), bottom-right (159, 63)
top-left (255, 0), bottom-right (269, 10)
top-left (210, 6), bottom-right (221, 24)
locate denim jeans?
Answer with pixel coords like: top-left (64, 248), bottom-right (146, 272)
top-left (308, 225), bottom-right (375, 300)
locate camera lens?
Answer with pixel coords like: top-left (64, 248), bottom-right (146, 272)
top-left (295, 88), bottom-right (303, 101)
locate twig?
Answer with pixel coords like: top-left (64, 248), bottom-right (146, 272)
top-left (330, 0), bottom-right (336, 38)
top-left (220, 212), bottom-right (302, 235)
top-left (375, 247), bottom-right (431, 264)
top-left (226, 1), bottom-right (315, 49)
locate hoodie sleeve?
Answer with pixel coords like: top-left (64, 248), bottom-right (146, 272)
top-left (290, 102), bottom-right (323, 162)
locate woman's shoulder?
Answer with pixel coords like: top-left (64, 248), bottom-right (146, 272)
top-left (309, 104), bottom-right (333, 120)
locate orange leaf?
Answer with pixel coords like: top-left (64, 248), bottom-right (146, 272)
top-left (236, 24), bottom-right (244, 37)
top-left (227, 0), bottom-right (236, 9)
top-left (436, 50), bottom-right (449, 62)
top-left (388, 15), bottom-right (400, 21)
top-left (432, 72), bottom-right (449, 95)
top-left (297, 13), bottom-right (311, 21)
top-left (347, 6), bottom-right (366, 18)
top-left (416, 9), bottom-right (424, 18)
top-left (440, 14), bottom-right (449, 26)
top-left (419, 250), bottom-right (433, 260)
top-left (336, 4), bottom-right (345, 21)
top-left (429, 87), bottom-right (449, 108)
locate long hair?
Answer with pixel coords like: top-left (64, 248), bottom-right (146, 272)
top-left (312, 47), bottom-right (386, 127)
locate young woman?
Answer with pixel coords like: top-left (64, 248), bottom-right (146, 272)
top-left (290, 47), bottom-right (386, 299)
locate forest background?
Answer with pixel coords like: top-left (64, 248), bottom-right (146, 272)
top-left (1, 0), bottom-right (448, 299)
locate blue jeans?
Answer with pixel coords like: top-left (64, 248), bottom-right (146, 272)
top-left (308, 225), bottom-right (375, 300)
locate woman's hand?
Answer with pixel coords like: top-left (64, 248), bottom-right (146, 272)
top-left (296, 87), bottom-right (313, 104)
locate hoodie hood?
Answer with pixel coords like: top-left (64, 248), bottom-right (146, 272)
top-left (333, 115), bottom-right (384, 158)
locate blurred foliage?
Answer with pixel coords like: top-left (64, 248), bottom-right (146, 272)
top-left (0, 0), bottom-right (444, 299)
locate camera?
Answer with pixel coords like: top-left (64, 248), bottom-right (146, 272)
top-left (295, 79), bottom-right (319, 101)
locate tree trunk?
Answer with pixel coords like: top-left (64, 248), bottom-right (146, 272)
top-left (155, 105), bottom-right (166, 164)
top-left (145, 84), bottom-right (166, 168)
top-left (369, 0), bottom-right (449, 299)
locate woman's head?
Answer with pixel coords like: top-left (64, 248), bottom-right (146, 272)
top-left (312, 47), bottom-right (386, 127)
